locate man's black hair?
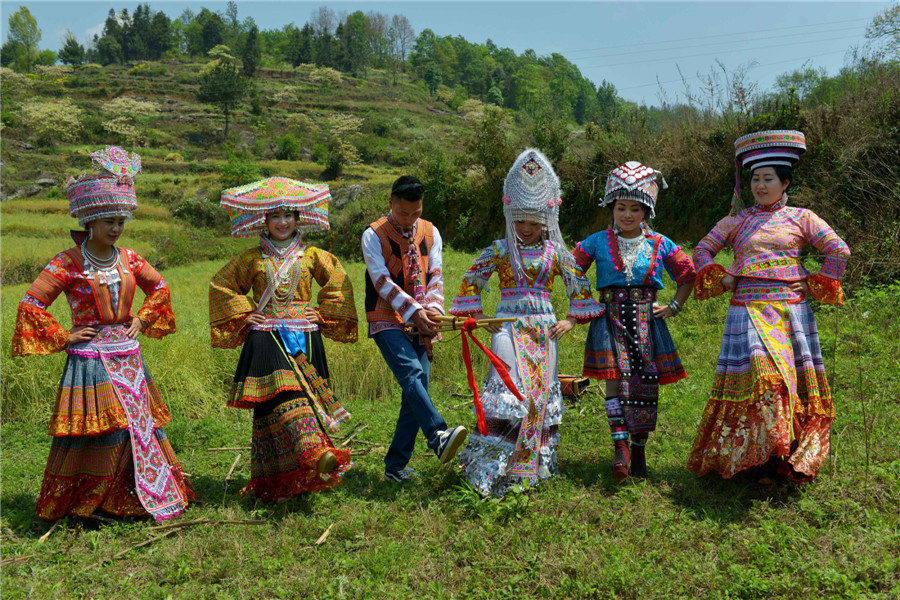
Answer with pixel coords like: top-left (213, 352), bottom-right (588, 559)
top-left (390, 175), bottom-right (425, 202)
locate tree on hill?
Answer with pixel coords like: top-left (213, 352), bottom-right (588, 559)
top-left (197, 45), bottom-right (248, 140)
top-left (423, 62), bottom-right (442, 95)
top-left (147, 10), bottom-right (173, 60)
top-left (58, 30), bottom-right (85, 67)
top-left (6, 6), bottom-right (41, 72)
top-left (867, 4), bottom-right (900, 58)
top-left (241, 24), bottom-right (260, 76)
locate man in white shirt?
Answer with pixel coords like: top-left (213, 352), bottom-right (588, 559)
top-left (361, 176), bottom-right (468, 483)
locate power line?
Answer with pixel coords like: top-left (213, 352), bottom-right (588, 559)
top-left (616, 48), bottom-right (851, 92)
top-left (581, 33), bottom-right (864, 70)
top-left (568, 25), bottom-right (863, 61)
top-left (561, 17), bottom-right (871, 54)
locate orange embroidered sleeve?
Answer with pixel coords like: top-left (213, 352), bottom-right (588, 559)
top-left (131, 253), bottom-right (176, 339)
top-left (209, 253), bottom-right (256, 348)
top-left (11, 254), bottom-right (72, 356)
top-left (807, 274), bottom-right (845, 306)
top-left (693, 264), bottom-right (730, 301)
top-left (310, 248), bottom-right (358, 344)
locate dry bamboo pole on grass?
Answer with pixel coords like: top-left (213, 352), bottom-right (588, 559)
top-left (147, 519), bottom-right (267, 532)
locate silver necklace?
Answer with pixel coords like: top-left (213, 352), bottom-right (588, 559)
top-left (617, 235), bottom-right (652, 284)
top-left (81, 241), bottom-right (120, 286)
top-left (265, 256), bottom-right (303, 313)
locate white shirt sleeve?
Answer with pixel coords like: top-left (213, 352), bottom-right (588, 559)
top-left (361, 227), bottom-right (423, 323)
top-left (423, 226), bottom-right (445, 314)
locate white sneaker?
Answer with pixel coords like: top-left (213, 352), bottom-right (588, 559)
top-left (435, 426), bottom-right (469, 464)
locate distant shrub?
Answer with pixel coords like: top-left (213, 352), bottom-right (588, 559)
top-left (308, 67), bottom-right (342, 88)
top-left (286, 113), bottom-right (312, 137)
top-left (33, 65), bottom-right (72, 80)
top-left (173, 196), bottom-right (230, 229)
top-left (20, 99), bottom-right (83, 147)
top-left (219, 153), bottom-right (261, 189)
top-left (275, 134), bottom-right (302, 160)
top-left (105, 97), bottom-right (159, 116)
top-left (458, 98), bottom-right (487, 122)
top-left (102, 116), bottom-right (143, 146)
top-left (273, 87), bottom-right (299, 104)
top-left (0, 67), bottom-right (34, 98)
top-left (311, 142), bottom-right (328, 164)
top-left (164, 152), bottom-right (184, 162)
top-left (436, 87), bottom-right (454, 104)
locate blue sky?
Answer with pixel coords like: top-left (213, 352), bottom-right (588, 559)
top-left (2, 1), bottom-right (890, 106)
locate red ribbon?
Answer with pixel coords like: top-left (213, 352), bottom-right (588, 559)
top-left (459, 317), bottom-right (525, 436)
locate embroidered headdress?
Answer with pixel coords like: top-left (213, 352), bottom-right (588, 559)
top-left (67, 146), bottom-right (141, 226)
top-left (599, 161), bottom-right (667, 219)
top-left (731, 129), bottom-right (806, 213)
top-left (502, 148), bottom-right (577, 291)
top-left (220, 177), bottom-right (331, 238)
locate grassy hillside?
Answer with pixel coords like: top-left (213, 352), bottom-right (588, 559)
top-left (2, 60), bottom-right (899, 598)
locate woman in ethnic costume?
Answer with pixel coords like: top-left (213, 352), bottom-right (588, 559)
top-left (11, 146), bottom-right (192, 521)
top-left (450, 149), bottom-right (603, 497)
top-left (573, 162), bottom-right (696, 480)
top-left (687, 131), bottom-right (850, 482)
top-left (209, 177), bottom-right (356, 502)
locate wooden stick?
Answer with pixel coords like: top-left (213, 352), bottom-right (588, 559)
top-left (225, 453), bottom-right (242, 481)
top-left (335, 421), bottom-right (365, 440)
top-left (3, 526), bottom-right (22, 543)
top-left (37, 520), bottom-right (61, 544)
top-left (207, 447), bottom-right (250, 451)
top-left (315, 523), bottom-right (334, 546)
top-left (338, 423), bottom-right (369, 448)
top-left (87, 529), bottom-right (177, 570)
top-left (147, 519), bottom-right (267, 532)
top-left (0, 554), bottom-right (35, 567)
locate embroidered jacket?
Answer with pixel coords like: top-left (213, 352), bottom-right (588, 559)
top-left (692, 198), bottom-right (850, 305)
top-left (362, 216), bottom-right (444, 336)
top-left (573, 229), bottom-right (697, 290)
top-left (209, 245), bottom-right (357, 349)
top-left (12, 247), bottom-right (175, 357)
top-left (450, 240), bottom-right (603, 322)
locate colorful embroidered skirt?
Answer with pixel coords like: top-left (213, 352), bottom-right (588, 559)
top-left (687, 301), bottom-right (835, 480)
top-left (38, 334), bottom-right (191, 521)
top-left (459, 319), bottom-right (562, 497)
top-left (231, 330), bottom-right (351, 500)
top-left (582, 287), bottom-right (686, 435)
top-left (38, 427), bottom-right (190, 521)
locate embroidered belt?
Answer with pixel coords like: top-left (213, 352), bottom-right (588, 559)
top-left (66, 324), bottom-right (139, 358)
top-left (730, 278), bottom-right (804, 306)
top-left (600, 287), bottom-right (657, 303)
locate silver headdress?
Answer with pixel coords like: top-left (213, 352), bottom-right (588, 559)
top-left (502, 148), bottom-right (578, 293)
top-left (599, 161), bottom-right (667, 219)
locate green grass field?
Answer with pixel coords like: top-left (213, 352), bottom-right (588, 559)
top-left (1, 238), bottom-right (898, 598)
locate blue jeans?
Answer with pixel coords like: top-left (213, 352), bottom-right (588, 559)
top-left (373, 329), bottom-right (447, 473)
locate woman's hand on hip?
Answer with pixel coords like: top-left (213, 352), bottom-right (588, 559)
top-left (68, 326), bottom-right (98, 345)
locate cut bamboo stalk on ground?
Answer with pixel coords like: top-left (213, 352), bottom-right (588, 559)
top-left (315, 523), bottom-right (334, 546)
top-left (338, 423), bottom-right (369, 448)
top-left (225, 453), bottom-right (242, 481)
top-left (0, 554), bottom-right (35, 567)
top-left (147, 519), bottom-right (267, 532)
top-left (37, 520), bottom-right (60, 544)
top-left (207, 447), bottom-right (250, 451)
top-left (3, 526), bottom-right (22, 543)
top-left (86, 529), bottom-right (178, 570)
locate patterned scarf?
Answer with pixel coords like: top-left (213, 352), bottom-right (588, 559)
top-left (387, 211), bottom-right (425, 302)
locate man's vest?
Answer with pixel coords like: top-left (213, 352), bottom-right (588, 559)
top-left (364, 216), bottom-right (435, 324)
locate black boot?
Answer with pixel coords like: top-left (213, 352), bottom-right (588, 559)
top-left (629, 439), bottom-right (648, 479)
